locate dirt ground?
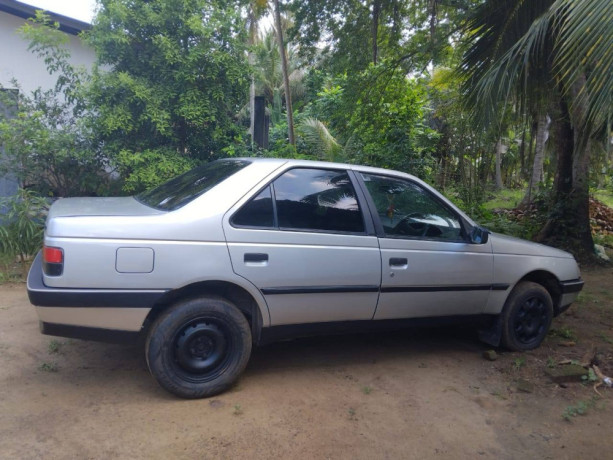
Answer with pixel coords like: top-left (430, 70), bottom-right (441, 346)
top-left (1, 267), bottom-right (612, 460)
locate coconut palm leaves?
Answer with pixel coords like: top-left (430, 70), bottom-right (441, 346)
top-left (461, 0), bottom-right (612, 135)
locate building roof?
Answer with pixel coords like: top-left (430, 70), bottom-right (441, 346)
top-left (0, 0), bottom-right (90, 35)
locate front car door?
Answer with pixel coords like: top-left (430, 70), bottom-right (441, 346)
top-left (223, 167), bottom-right (381, 326)
top-left (356, 172), bottom-right (494, 320)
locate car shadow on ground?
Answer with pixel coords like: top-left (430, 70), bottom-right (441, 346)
top-left (246, 324), bottom-right (485, 375)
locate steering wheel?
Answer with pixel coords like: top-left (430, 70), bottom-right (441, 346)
top-left (393, 213), bottom-right (443, 238)
top-left (393, 213), bottom-right (429, 237)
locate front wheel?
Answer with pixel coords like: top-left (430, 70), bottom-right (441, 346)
top-left (146, 296), bottom-right (252, 398)
top-left (501, 281), bottom-right (553, 351)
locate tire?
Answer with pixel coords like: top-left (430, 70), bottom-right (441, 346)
top-left (501, 281), bottom-right (553, 351)
top-left (146, 296), bottom-right (252, 399)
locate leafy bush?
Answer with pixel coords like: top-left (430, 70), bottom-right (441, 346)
top-left (115, 148), bottom-right (197, 194)
top-left (0, 189), bottom-right (47, 275)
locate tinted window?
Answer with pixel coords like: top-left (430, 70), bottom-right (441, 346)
top-left (136, 159), bottom-right (251, 211)
top-left (273, 169), bottom-right (364, 233)
top-left (232, 186), bottom-right (274, 228)
top-left (361, 173), bottom-right (463, 241)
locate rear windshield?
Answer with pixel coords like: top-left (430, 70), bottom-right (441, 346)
top-left (136, 159), bottom-right (251, 211)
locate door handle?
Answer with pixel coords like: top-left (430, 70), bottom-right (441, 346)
top-left (389, 257), bottom-right (408, 268)
top-left (244, 253), bottom-right (268, 263)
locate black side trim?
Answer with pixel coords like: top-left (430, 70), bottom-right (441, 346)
top-left (259, 315), bottom-right (494, 345)
top-left (40, 322), bottom-right (141, 344)
top-left (381, 284), bottom-right (509, 293)
top-left (262, 285), bottom-right (380, 295)
top-left (27, 252), bottom-right (167, 308)
top-left (560, 278), bottom-right (584, 294)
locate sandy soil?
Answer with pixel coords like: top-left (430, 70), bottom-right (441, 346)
top-left (1, 267), bottom-right (612, 459)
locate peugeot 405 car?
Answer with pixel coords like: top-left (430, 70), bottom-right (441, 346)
top-left (27, 158), bottom-right (584, 398)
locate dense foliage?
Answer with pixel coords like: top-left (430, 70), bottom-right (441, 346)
top-left (0, 0), bottom-right (611, 261)
top-left (86, 0), bottom-right (251, 162)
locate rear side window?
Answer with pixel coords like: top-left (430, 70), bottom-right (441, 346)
top-left (136, 159), bottom-right (251, 211)
top-left (232, 186), bottom-right (274, 228)
top-left (274, 169), bottom-right (364, 233)
top-left (233, 168), bottom-right (365, 234)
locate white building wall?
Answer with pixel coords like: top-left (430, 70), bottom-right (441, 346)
top-left (0, 11), bottom-right (96, 94)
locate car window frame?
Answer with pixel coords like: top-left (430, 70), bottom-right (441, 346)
top-left (230, 167), bottom-right (376, 237)
top-left (354, 171), bottom-right (469, 243)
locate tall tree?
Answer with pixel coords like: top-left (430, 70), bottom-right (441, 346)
top-left (86, 0), bottom-right (250, 161)
top-left (460, 0), bottom-right (613, 257)
top-left (272, 0), bottom-right (295, 145)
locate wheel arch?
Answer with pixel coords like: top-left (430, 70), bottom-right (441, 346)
top-left (143, 280), bottom-right (267, 344)
top-left (516, 270), bottom-right (563, 316)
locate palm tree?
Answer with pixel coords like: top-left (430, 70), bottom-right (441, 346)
top-left (272, 0), bottom-right (295, 145)
top-left (460, 0), bottom-right (612, 257)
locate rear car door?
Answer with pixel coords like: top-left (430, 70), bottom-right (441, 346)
top-left (223, 167), bottom-right (381, 326)
top-left (357, 172), bottom-right (494, 320)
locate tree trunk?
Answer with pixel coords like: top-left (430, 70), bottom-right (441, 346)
top-left (521, 112), bottom-right (549, 206)
top-left (536, 77), bottom-right (594, 259)
top-left (495, 138), bottom-right (504, 190)
top-left (568, 74), bottom-right (594, 253)
top-left (273, 0), bottom-right (295, 146)
top-left (372, 0), bottom-right (381, 64)
top-left (429, 0), bottom-right (437, 61)
top-left (248, 8), bottom-right (257, 145)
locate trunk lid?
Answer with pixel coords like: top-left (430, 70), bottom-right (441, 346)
top-left (47, 197), bottom-right (164, 220)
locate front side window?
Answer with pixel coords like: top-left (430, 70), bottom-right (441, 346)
top-left (361, 173), bottom-right (463, 241)
top-left (137, 159), bottom-right (251, 211)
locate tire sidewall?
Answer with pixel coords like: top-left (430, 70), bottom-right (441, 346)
top-left (146, 297), bottom-right (252, 399)
top-left (501, 281), bottom-right (553, 351)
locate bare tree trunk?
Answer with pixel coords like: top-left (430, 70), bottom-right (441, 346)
top-left (536, 77), bottom-right (594, 259)
top-left (273, 0), bottom-right (295, 146)
top-left (372, 0), bottom-right (381, 64)
top-left (495, 138), bottom-right (504, 190)
top-left (521, 112), bottom-right (550, 205)
top-left (429, 0), bottom-right (437, 61)
top-left (248, 8), bottom-right (256, 145)
top-left (569, 74), bottom-right (594, 253)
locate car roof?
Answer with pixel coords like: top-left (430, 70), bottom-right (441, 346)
top-left (235, 157), bottom-right (420, 180)
top-left (234, 157), bottom-right (476, 227)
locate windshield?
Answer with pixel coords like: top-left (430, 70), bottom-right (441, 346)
top-left (136, 159), bottom-right (251, 211)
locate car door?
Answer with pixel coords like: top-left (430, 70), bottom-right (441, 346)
top-left (223, 167), bottom-right (381, 326)
top-left (357, 172), bottom-right (494, 320)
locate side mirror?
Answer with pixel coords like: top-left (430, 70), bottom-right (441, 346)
top-left (469, 226), bottom-right (489, 244)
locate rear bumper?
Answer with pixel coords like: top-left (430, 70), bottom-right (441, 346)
top-left (27, 251), bottom-right (166, 342)
top-left (27, 252), bottom-right (168, 308)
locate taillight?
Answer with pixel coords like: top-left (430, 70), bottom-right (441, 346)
top-left (43, 246), bottom-right (63, 276)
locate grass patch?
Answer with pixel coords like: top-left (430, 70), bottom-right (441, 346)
top-left (361, 385), bottom-right (373, 395)
top-left (594, 190), bottom-right (613, 208)
top-left (48, 340), bottom-right (63, 354)
top-left (483, 189), bottom-right (524, 211)
top-left (562, 396), bottom-right (601, 421)
top-left (513, 357), bottom-right (526, 371)
top-left (548, 326), bottom-right (577, 341)
top-left (39, 362), bottom-right (58, 373)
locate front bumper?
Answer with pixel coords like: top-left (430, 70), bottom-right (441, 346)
top-left (557, 278), bottom-right (585, 315)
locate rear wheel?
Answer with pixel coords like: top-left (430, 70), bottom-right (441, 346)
top-left (146, 296), bottom-right (252, 398)
top-left (501, 281), bottom-right (553, 351)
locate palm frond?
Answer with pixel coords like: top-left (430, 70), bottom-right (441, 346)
top-left (552, 0), bottom-right (613, 133)
top-left (297, 118), bottom-right (342, 161)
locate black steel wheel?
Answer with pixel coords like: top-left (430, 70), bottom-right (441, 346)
top-left (146, 296), bottom-right (252, 398)
top-left (501, 281), bottom-right (553, 351)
